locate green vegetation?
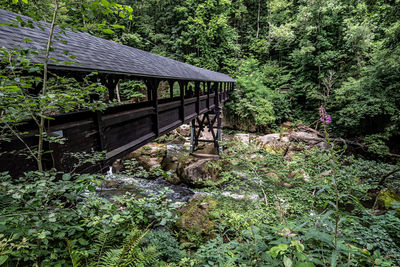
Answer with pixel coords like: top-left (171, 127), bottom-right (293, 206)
top-left (3, 0), bottom-right (399, 149)
top-left (0, 0), bottom-right (399, 266)
top-left (1, 140), bottom-right (399, 266)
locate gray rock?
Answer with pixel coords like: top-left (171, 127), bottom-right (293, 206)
top-left (257, 133), bottom-right (281, 144)
top-left (234, 133), bottom-right (250, 144)
top-left (289, 131), bottom-right (321, 144)
top-left (177, 158), bottom-right (220, 186)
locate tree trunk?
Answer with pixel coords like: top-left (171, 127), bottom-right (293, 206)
top-left (256, 0), bottom-right (261, 38)
top-left (116, 81), bottom-right (121, 102)
top-left (37, 0), bottom-right (59, 171)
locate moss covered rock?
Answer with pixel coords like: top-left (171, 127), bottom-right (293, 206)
top-left (124, 143), bottom-right (166, 171)
top-left (176, 194), bottom-right (217, 246)
top-left (376, 189), bottom-right (400, 211)
top-left (176, 158), bottom-right (221, 187)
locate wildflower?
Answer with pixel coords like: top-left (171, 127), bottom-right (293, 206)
top-left (319, 106), bottom-right (332, 124)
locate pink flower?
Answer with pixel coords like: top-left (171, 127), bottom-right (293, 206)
top-left (319, 106), bottom-right (332, 124)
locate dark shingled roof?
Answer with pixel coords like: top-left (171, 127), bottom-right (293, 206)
top-left (0, 9), bottom-right (235, 82)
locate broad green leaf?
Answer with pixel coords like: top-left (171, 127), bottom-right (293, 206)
top-left (270, 244), bottom-right (288, 258)
top-left (294, 252), bottom-right (306, 261)
top-left (102, 28), bottom-right (114, 34)
top-left (0, 255), bottom-right (8, 265)
top-left (283, 256), bottom-right (293, 267)
top-left (101, 0), bottom-right (110, 7)
top-left (111, 24), bottom-right (125, 29)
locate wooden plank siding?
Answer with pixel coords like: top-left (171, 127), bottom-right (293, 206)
top-left (0, 85), bottom-right (233, 176)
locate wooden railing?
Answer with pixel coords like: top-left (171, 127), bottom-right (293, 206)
top-left (0, 89), bottom-right (231, 175)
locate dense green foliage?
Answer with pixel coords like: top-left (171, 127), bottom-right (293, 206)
top-left (183, 140), bottom-right (400, 266)
top-left (2, 139), bottom-right (399, 266)
top-left (0, 170), bottom-right (180, 266)
top-left (3, 0), bottom-right (399, 135)
top-left (1, 0), bottom-right (400, 266)
top-left (4, 0), bottom-right (398, 151)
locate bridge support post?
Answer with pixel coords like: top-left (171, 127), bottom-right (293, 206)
top-left (189, 109), bottom-right (223, 155)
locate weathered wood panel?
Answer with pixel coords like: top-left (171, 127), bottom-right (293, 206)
top-left (0, 89), bottom-right (232, 176)
top-left (105, 115), bottom-right (153, 151)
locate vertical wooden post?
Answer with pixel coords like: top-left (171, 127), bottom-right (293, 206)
top-left (207, 81), bottom-right (211, 109)
top-left (179, 81), bottom-right (186, 122)
top-left (215, 82), bottom-right (220, 106)
top-left (195, 81), bottom-right (200, 114)
top-left (146, 79), bottom-right (160, 137)
top-left (147, 80), bottom-right (152, 102)
top-left (101, 75), bottom-right (118, 102)
top-left (168, 80), bottom-right (174, 99)
top-left (90, 93), bottom-right (106, 151)
top-left (190, 119), bottom-right (195, 153)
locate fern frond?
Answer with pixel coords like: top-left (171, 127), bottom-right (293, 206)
top-left (93, 231), bottom-right (112, 266)
top-left (97, 225), bottom-right (157, 267)
top-left (98, 248), bottom-right (123, 267)
top-left (66, 239), bottom-right (83, 267)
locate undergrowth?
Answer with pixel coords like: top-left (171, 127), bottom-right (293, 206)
top-left (0, 140), bottom-right (399, 266)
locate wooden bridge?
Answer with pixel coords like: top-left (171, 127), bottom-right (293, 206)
top-left (0, 9), bottom-right (235, 175)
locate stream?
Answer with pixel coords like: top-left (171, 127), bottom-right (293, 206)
top-left (97, 174), bottom-right (195, 203)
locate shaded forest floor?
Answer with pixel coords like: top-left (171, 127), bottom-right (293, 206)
top-left (1, 123), bottom-right (400, 266)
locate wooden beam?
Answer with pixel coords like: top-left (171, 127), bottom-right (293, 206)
top-left (147, 81), bottom-right (152, 102)
top-left (178, 81), bottom-right (186, 122)
top-left (90, 94), bottom-right (106, 151)
top-left (215, 82), bottom-right (220, 106)
top-left (207, 81), bottom-right (211, 109)
top-left (195, 81), bottom-right (200, 114)
top-left (168, 80), bottom-right (175, 99)
top-left (145, 79), bottom-right (161, 137)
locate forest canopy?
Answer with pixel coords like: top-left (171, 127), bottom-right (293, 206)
top-left (3, 0), bottom-right (398, 155)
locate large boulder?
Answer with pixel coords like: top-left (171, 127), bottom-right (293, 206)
top-left (289, 131), bottom-right (321, 144)
top-left (176, 158), bottom-right (221, 187)
top-left (375, 189), bottom-right (400, 211)
top-left (234, 133), bottom-right (250, 144)
top-left (289, 129), bottom-right (328, 149)
top-left (161, 143), bottom-right (189, 184)
top-left (257, 133), bottom-right (281, 144)
top-left (176, 193), bottom-right (217, 244)
top-left (123, 143), bottom-right (166, 171)
top-left (256, 133), bottom-right (290, 153)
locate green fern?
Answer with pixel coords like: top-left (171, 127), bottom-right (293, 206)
top-left (92, 231), bottom-right (112, 266)
top-left (99, 226), bottom-right (158, 267)
top-left (67, 225), bottom-right (158, 267)
top-left (67, 239), bottom-right (83, 267)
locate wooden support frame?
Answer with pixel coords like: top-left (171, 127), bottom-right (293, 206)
top-left (207, 81), bottom-right (211, 109)
top-left (189, 109), bottom-right (223, 154)
top-left (178, 81), bottom-right (186, 122)
top-left (145, 78), bottom-right (161, 136)
top-left (195, 81), bottom-right (200, 114)
top-left (168, 80), bottom-right (175, 98)
top-left (1, 68), bottom-right (235, 175)
top-left (100, 75), bottom-right (119, 102)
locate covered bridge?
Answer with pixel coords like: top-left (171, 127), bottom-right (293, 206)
top-left (0, 9), bottom-right (235, 174)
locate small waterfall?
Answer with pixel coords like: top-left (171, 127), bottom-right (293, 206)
top-left (106, 166), bottom-right (113, 178)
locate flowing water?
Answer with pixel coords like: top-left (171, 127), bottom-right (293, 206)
top-left (97, 174), bottom-right (195, 203)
